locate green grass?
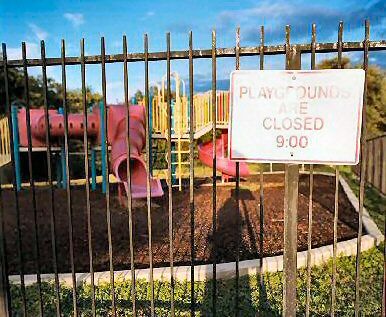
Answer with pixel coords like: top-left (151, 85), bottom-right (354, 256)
top-left (10, 244), bottom-right (384, 316)
top-left (339, 165), bottom-right (385, 230)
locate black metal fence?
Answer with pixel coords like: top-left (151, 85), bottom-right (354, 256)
top-left (0, 20), bottom-right (385, 317)
top-left (353, 134), bottom-right (386, 194)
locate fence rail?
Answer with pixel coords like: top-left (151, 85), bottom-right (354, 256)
top-left (0, 21), bottom-right (385, 317)
top-left (1, 40), bottom-right (386, 67)
top-left (353, 134), bottom-right (386, 194)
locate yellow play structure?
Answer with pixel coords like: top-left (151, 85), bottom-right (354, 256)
top-left (150, 72), bottom-right (231, 189)
top-left (0, 116), bottom-right (11, 167)
top-left (152, 72), bottom-right (229, 138)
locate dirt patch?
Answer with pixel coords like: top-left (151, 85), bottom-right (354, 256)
top-left (1, 173), bottom-right (359, 275)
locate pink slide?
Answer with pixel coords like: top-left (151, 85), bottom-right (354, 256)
top-left (198, 131), bottom-right (249, 178)
top-left (17, 105), bottom-right (163, 199)
top-left (108, 105), bottom-right (163, 199)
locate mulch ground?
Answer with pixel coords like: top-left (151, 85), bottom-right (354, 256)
top-left (1, 173), bottom-right (360, 275)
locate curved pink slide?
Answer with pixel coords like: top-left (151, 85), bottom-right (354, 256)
top-left (17, 105), bottom-right (163, 199)
top-left (198, 131), bottom-right (249, 178)
top-left (109, 105), bottom-right (163, 199)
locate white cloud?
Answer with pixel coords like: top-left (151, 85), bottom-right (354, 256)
top-left (28, 23), bottom-right (49, 41)
top-left (64, 13), bottom-right (85, 27)
top-left (140, 11), bottom-right (155, 21)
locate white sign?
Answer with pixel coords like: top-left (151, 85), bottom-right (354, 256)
top-left (229, 69), bottom-right (365, 165)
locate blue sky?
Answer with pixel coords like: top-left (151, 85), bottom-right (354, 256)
top-left (1, 0), bottom-right (385, 102)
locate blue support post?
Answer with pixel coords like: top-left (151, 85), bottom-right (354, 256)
top-left (55, 153), bottom-right (61, 187)
top-left (58, 107), bottom-right (66, 189)
top-left (91, 147), bottom-right (97, 191)
top-left (11, 105), bottom-right (21, 191)
top-left (99, 101), bottom-right (107, 193)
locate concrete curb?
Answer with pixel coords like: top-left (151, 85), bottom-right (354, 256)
top-left (9, 173), bottom-right (384, 286)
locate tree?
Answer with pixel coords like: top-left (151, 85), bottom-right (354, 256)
top-left (0, 68), bottom-right (101, 114)
top-left (318, 57), bottom-right (386, 137)
top-left (134, 89), bottom-right (144, 102)
top-left (64, 88), bottom-right (102, 113)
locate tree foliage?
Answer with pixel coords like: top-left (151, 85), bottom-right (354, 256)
top-left (318, 57), bottom-right (386, 137)
top-left (0, 68), bottom-right (102, 114)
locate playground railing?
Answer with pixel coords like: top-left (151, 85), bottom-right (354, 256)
top-left (0, 21), bottom-right (385, 317)
top-left (152, 90), bottom-right (230, 137)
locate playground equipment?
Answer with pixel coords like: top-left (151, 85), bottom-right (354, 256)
top-left (12, 103), bottom-right (163, 199)
top-left (151, 73), bottom-right (249, 186)
top-left (198, 132), bottom-right (249, 180)
top-left (4, 71), bottom-right (248, 195)
top-left (0, 117), bottom-right (11, 167)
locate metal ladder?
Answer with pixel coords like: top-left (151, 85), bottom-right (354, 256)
top-left (171, 137), bottom-right (190, 191)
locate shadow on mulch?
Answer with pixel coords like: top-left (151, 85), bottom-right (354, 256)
top-left (1, 173), bottom-right (360, 274)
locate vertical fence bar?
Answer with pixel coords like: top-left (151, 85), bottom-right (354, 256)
top-left (61, 39), bottom-right (78, 317)
top-left (331, 21), bottom-right (343, 317)
top-left (282, 25), bottom-right (300, 317)
top-left (144, 33), bottom-right (155, 317)
top-left (166, 32), bottom-right (175, 317)
top-left (100, 100), bottom-right (107, 193)
top-left (258, 25), bottom-right (265, 313)
top-left (305, 23), bottom-right (316, 317)
top-left (22, 42), bottom-right (44, 317)
top-left (383, 179), bottom-right (385, 317)
top-left (383, 139), bottom-right (386, 317)
top-left (211, 29), bottom-right (217, 317)
top-left (101, 37), bottom-right (117, 316)
top-left (41, 40), bottom-right (66, 316)
top-left (372, 140), bottom-right (376, 185)
top-left (234, 26), bottom-right (241, 317)
top-left (354, 20), bottom-right (369, 317)
top-left (2, 42), bottom-right (27, 317)
top-left (123, 35), bottom-right (136, 316)
top-left (80, 38), bottom-right (96, 317)
top-left (0, 182), bottom-right (10, 317)
top-left (188, 30), bottom-right (195, 317)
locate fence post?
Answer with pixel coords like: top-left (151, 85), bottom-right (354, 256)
top-left (0, 235), bottom-right (9, 316)
top-left (283, 44), bottom-right (301, 317)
